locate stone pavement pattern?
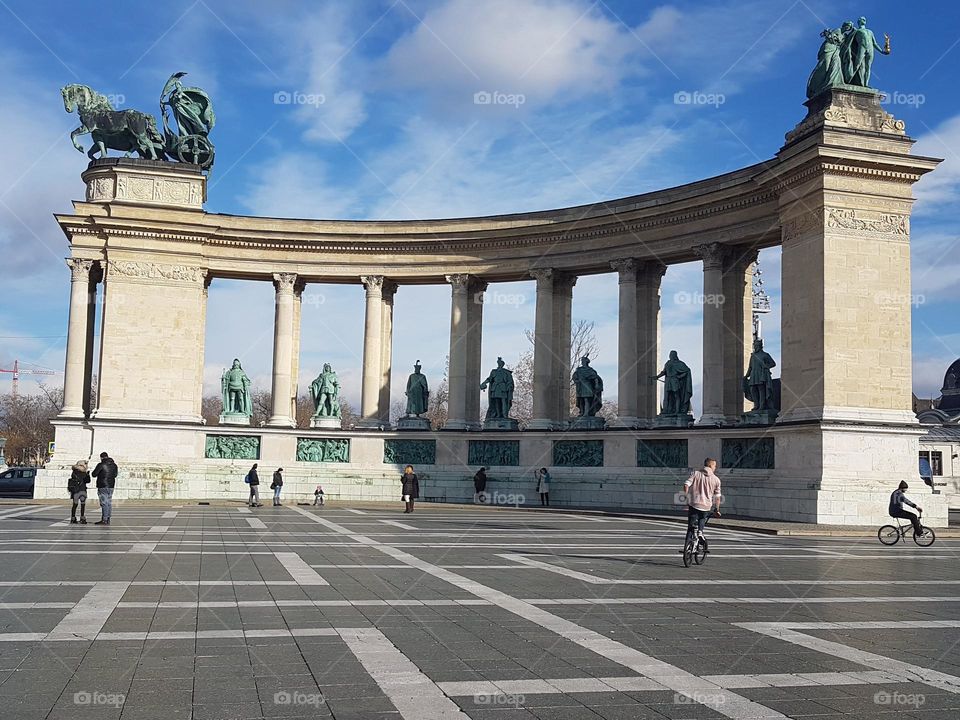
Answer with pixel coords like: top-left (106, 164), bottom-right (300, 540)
top-left (0, 501), bottom-right (957, 719)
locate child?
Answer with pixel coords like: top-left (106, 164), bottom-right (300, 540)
top-left (313, 484), bottom-right (325, 506)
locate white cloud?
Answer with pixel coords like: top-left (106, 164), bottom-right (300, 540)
top-left (237, 153), bottom-right (360, 218)
top-left (913, 114), bottom-right (960, 209)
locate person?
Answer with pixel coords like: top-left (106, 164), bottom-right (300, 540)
top-left (313, 484), bottom-right (325, 506)
top-left (535, 467), bottom-right (551, 506)
top-left (67, 460), bottom-right (90, 525)
top-left (246, 463), bottom-right (262, 507)
top-left (480, 357), bottom-right (515, 419)
top-left (473, 467), bottom-right (488, 503)
top-left (683, 458), bottom-right (722, 548)
top-left (400, 465), bottom-right (419, 513)
top-left (889, 481), bottom-right (925, 537)
top-left (271, 468), bottom-right (284, 506)
top-left (91, 452), bottom-right (118, 526)
top-left (847, 16), bottom-right (889, 87)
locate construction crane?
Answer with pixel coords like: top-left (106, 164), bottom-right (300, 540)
top-left (0, 360), bottom-right (60, 398)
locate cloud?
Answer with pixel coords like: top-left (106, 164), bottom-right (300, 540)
top-left (237, 153), bottom-right (360, 219)
top-left (913, 114), bottom-right (960, 209)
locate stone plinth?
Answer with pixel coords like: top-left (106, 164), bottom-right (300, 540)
top-left (310, 417), bottom-right (342, 430)
top-left (654, 414), bottom-right (694, 428)
top-left (397, 416), bottom-right (431, 431)
top-left (82, 157), bottom-right (205, 210)
top-left (483, 418), bottom-right (519, 431)
top-left (569, 416), bottom-right (606, 430)
top-left (218, 414), bottom-right (251, 426)
top-left (741, 410), bottom-right (778, 426)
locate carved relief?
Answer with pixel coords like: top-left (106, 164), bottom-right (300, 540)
top-left (93, 172), bottom-right (203, 208)
top-left (780, 209), bottom-right (824, 242)
top-left (86, 177), bottom-right (114, 202)
top-left (109, 261), bottom-right (206, 283)
top-left (825, 208), bottom-right (908, 235)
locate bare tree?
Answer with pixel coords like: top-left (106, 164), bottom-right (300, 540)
top-left (424, 356), bottom-right (449, 429)
top-left (0, 385), bottom-right (62, 465)
top-left (201, 395), bottom-right (221, 426)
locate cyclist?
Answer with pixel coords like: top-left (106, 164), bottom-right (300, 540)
top-left (889, 480), bottom-right (926, 537)
top-left (682, 458), bottom-right (722, 549)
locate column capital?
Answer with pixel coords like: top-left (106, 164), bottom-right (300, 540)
top-left (726, 245), bottom-right (759, 271)
top-left (66, 258), bottom-right (95, 281)
top-left (530, 268), bottom-right (554, 286)
top-left (611, 258), bottom-right (637, 282)
top-left (273, 272), bottom-right (298, 294)
top-left (637, 259), bottom-right (668, 280)
top-left (694, 243), bottom-right (729, 270)
top-left (382, 279), bottom-right (398, 302)
top-left (446, 273), bottom-right (472, 291)
top-left (554, 272), bottom-right (577, 296)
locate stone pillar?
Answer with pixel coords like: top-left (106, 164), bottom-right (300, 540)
top-left (266, 273), bottom-right (298, 427)
top-left (61, 258), bottom-right (96, 419)
top-left (636, 261), bottom-right (667, 422)
top-left (553, 274), bottom-right (576, 423)
top-left (358, 275), bottom-right (385, 429)
top-left (721, 249), bottom-right (757, 422)
top-left (378, 281), bottom-right (397, 425)
top-left (528, 269), bottom-right (556, 430)
top-left (195, 273), bottom-right (212, 421)
top-left (445, 274), bottom-right (472, 430)
top-left (289, 278), bottom-right (305, 424)
top-left (694, 243), bottom-right (727, 425)
top-left (464, 279), bottom-right (486, 429)
top-left (611, 259), bottom-right (639, 426)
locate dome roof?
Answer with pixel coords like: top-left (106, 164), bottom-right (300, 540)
top-left (939, 358), bottom-right (960, 411)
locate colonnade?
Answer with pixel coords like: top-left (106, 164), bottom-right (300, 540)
top-left (59, 244), bottom-right (762, 428)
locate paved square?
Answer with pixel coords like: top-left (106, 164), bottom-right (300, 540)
top-left (0, 502), bottom-right (957, 719)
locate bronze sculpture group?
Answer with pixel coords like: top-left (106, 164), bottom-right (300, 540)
top-left (806, 16), bottom-right (890, 99)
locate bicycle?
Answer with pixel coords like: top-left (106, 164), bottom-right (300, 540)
top-left (681, 512), bottom-right (713, 567)
top-left (878, 512), bottom-right (935, 547)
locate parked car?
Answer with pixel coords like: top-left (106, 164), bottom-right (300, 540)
top-left (0, 467), bottom-right (37, 496)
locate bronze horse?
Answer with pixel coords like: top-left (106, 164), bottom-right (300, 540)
top-left (62, 84), bottom-right (166, 161)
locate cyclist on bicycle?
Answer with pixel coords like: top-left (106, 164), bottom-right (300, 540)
top-left (889, 480), bottom-right (926, 537)
top-left (683, 458), bottom-right (722, 548)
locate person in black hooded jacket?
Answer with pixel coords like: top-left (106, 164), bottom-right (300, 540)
top-left (91, 452), bottom-right (118, 526)
top-left (67, 460), bottom-right (91, 524)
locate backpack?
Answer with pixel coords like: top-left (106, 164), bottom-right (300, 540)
top-left (244, 472), bottom-right (251, 484)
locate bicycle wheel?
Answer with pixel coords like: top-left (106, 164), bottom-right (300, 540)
top-left (682, 542), bottom-right (694, 567)
top-left (914, 526), bottom-right (936, 547)
top-left (877, 525), bottom-right (901, 545)
top-left (694, 538), bottom-right (708, 565)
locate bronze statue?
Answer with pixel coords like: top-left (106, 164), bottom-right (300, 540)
top-left (480, 357), bottom-right (514, 420)
top-left (655, 351), bottom-right (693, 416)
top-left (310, 364), bottom-right (341, 418)
top-left (744, 338), bottom-right (777, 411)
top-left (221, 359), bottom-right (252, 417)
top-left (405, 361), bottom-right (429, 416)
top-left (572, 356), bottom-right (603, 417)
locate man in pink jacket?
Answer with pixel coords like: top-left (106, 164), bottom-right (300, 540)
top-left (683, 458), bottom-right (722, 547)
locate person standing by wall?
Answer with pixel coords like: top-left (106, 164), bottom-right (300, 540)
top-left (271, 468), bottom-right (284, 506)
top-left (401, 465), bottom-right (419, 513)
top-left (68, 460), bottom-right (90, 524)
top-left (246, 463), bottom-right (262, 507)
top-left (91, 452), bottom-right (118, 526)
top-left (473, 467), bottom-right (488, 503)
top-left (535, 467), bottom-right (551, 506)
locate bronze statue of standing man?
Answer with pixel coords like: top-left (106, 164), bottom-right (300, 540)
top-left (405, 361), bottom-right (429, 417)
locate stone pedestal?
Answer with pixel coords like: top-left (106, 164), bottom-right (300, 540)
top-left (569, 416), bottom-right (606, 430)
top-left (310, 416), bottom-right (342, 430)
top-left (654, 413), bottom-right (694, 428)
top-left (741, 410), bottom-right (778, 426)
top-left (219, 414), bottom-right (251, 426)
top-left (82, 157), bottom-right (205, 209)
top-left (483, 418), bottom-right (519, 431)
top-left (397, 416), bottom-right (431, 431)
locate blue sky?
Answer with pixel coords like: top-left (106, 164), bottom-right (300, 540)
top-left (1, 0), bottom-right (958, 411)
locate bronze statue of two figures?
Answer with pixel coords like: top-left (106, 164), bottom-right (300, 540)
top-left (62, 72), bottom-right (216, 171)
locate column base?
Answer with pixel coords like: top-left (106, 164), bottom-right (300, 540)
top-left (443, 419), bottom-right (474, 431)
top-left (58, 407), bottom-right (86, 420)
top-left (310, 416), bottom-right (342, 429)
top-left (265, 416), bottom-right (295, 428)
top-left (695, 413), bottom-right (726, 427)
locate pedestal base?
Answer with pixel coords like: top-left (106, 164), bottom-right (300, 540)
top-left (219, 414), bottom-right (251, 426)
top-left (483, 418), bottom-right (519, 431)
top-left (654, 413), bottom-right (694, 428)
top-left (310, 416), bottom-right (342, 429)
top-left (569, 416), bottom-right (607, 430)
top-left (741, 410), bottom-right (779, 426)
top-left (397, 416), bottom-right (432, 431)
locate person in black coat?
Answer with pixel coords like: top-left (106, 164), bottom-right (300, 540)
top-left (270, 468), bottom-right (284, 506)
top-left (473, 467), bottom-right (488, 503)
top-left (400, 465), bottom-right (419, 513)
top-left (91, 452), bottom-right (118, 525)
top-left (247, 463), bottom-right (262, 507)
top-left (67, 460), bottom-right (91, 524)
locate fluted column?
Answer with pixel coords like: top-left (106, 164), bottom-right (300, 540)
top-left (528, 269), bottom-right (556, 430)
top-left (358, 275), bottom-right (385, 429)
top-left (445, 274), bottom-right (472, 430)
top-left (636, 261), bottom-right (667, 422)
top-left (464, 279), bottom-right (486, 429)
top-left (378, 281), bottom-right (397, 425)
top-left (61, 258), bottom-right (96, 418)
top-left (695, 243), bottom-right (728, 425)
top-left (611, 259), bottom-right (639, 425)
top-left (267, 273), bottom-right (298, 427)
top-left (553, 273), bottom-right (576, 423)
top-left (722, 249), bottom-right (758, 421)
top-left (289, 278), bottom-right (305, 423)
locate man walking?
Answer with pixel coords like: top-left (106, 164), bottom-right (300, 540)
top-left (246, 463), bottom-right (262, 507)
top-left (682, 458), bottom-right (722, 548)
top-left (92, 452), bottom-right (118, 526)
top-left (271, 468), bottom-right (284, 506)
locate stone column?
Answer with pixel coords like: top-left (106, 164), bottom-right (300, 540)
top-left (553, 273), bottom-right (576, 423)
top-left (266, 273), bottom-right (298, 427)
top-left (194, 273), bottom-right (212, 421)
top-left (636, 261), bottom-right (667, 422)
top-left (378, 281), bottom-right (397, 426)
top-left (694, 243), bottom-right (727, 425)
top-left (721, 249), bottom-right (757, 422)
top-left (445, 274), bottom-right (472, 430)
top-left (464, 279), bottom-right (486, 429)
top-left (611, 259), bottom-right (639, 426)
top-left (357, 275), bottom-right (385, 429)
top-left (528, 269), bottom-right (556, 430)
top-left (289, 278), bottom-right (305, 423)
top-left (61, 258), bottom-right (96, 419)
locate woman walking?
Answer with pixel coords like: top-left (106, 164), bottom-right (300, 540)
top-left (271, 468), bottom-right (284, 506)
top-left (400, 465), bottom-right (419, 513)
top-left (535, 467), bottom-right (551, 506)
top-left (246, 463), bottom-right (262, 507)
top-left (68, 460), bottom-right (91, 524)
